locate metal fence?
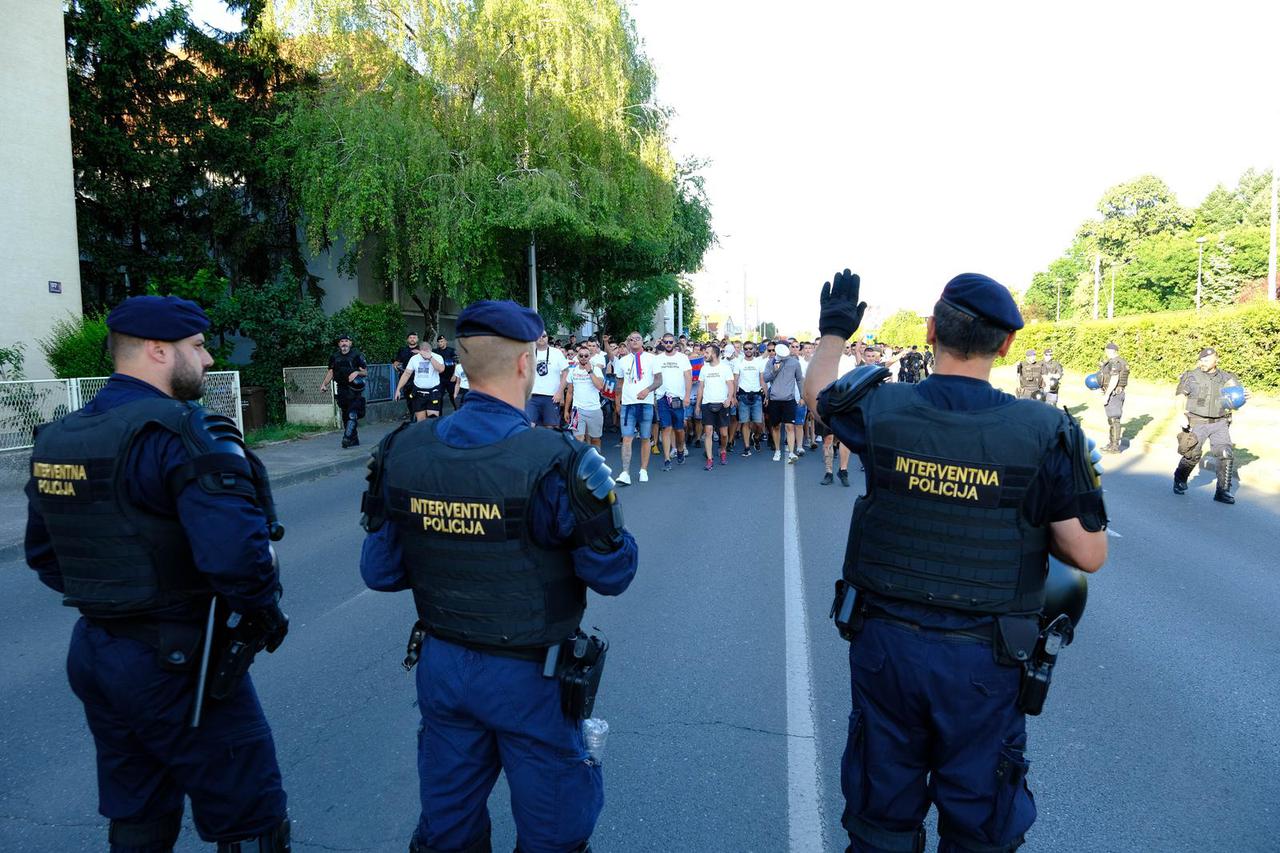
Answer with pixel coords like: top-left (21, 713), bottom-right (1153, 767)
top-left (0, 371), bottom-right (242, 453)
top-left (282, 364), bottom-right (396, 426)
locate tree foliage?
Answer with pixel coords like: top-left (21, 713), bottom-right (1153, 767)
top-left (66, 0), bottom-right (310, 310)
top-left (268, 0), bottom-right (712, 335)
top-left (876, 309), bottom-right (928, 347)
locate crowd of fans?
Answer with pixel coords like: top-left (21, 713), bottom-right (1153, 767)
top-left (390, 327), bottom-right (937, 486)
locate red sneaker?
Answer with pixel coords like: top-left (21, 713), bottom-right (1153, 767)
top-left (719, 450), bottom-right (728, 466)
top-left (704, 458), bottom-right (714, 471)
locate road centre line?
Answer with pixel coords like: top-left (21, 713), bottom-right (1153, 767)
top-left (783, 462), bottom-right (826, 851)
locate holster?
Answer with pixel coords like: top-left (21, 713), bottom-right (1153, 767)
top-left (1014, 613), bottom-right (1074, 716)
top-left (403, 619), bottom-right (428, 671)
top-left (542, 631), bottom-right (608, 720)
top-left (994, 615), bottom-right (1040, 666)
top-left (830, 579), bottom-right (864, 641)
top-left (1176, 425), bottom-right (1200, 458)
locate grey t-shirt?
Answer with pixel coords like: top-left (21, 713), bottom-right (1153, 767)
top-left (764, 356), bottom-right (803, 401)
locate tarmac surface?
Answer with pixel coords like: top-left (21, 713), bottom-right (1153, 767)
top-left (1, 422), bottom-right (1277, 852)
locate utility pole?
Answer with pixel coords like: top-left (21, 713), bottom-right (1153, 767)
top-left (528, 233), bottom-right (538, 310)
top-left (677, 291), bottom-right (684, 336)
top-left (742, 270), bottom-right (749, 339)
top-left (1093, 254), bottom-right (1101, 320)
top-left (1269, 168), bottom-right (1277, 302)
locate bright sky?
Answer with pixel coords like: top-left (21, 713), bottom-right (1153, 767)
top-left (190, 0), bottom-right (1280, 334)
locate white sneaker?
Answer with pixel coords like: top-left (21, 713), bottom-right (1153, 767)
top-left (616, 471), bottom-right (631, 486)
top-left (796, 447), bottom-right (806, 457)
top-left (639, 469), bottom-right (649, 483)
top-left (773, 451), bottom-right (782, 462)
top-left (788, 452), bottom-right (798, 464)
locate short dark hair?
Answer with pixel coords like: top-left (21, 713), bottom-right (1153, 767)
top-left (932, 299), bottom-right (1009, 358)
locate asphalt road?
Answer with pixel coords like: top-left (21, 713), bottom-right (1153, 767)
top-left (1, 433), bottom-right (1277, 852)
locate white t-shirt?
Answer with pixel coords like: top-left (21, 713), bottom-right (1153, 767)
top-left (699, 361), bottom-right (735, 405)
top-left (407, 352), bottom-right (443, 389)
top-left (795, 358), bottom-right (808, 402)
top-left (531, 347), bottom-right (569, 397)
top-left (590, 352), bottom-right (607, 372)
top-left (734, 356), bottom-right (765, 393)
top-left (654, 351), bottom-right (692, 401)
top-left (617, 350), bottom-right (658, 405)
top-left (838, 354), bottom-right (860, 378)
top-left (454, 363), bottom-right (469, 390)
top-left (568, 364), bottom-right (604, 411)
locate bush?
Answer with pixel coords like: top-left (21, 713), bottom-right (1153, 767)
top-left (39, 313), bottom-right (114, 379)
top-left (326, 301), bottom-right (405, 364)
top-left (998, 301), bottom-right (1280, 390)
top-left (229, 279), bottom-right (331, 421)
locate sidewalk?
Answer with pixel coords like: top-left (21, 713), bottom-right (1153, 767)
top-left (991, 366), bottom-right (1280, 495)
top-left (0, 420), bottom-right (401, 563)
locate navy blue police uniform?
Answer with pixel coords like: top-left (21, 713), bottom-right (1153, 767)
top-left (359, 300), bottom-right (638, 853)
top-left (329, 336), bottom-right (368, 447)
top-left (24, 296), bottom-right (290, 852)
top-left (816, 273), bottom-right (1106, 853)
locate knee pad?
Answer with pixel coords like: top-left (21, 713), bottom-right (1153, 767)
top-left (109, 810), bottom-right (183, 852)
top-left (217, 817), bottom-right (291, 853)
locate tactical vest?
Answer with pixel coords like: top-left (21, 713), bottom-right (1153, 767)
top-left (843, 385), bottom-right (1065, 615)
top-left (331, 349), bottom-right (365, 390)
top-left (383, 421), bottom-right (585, 653)
top-left (1098, 357), bottom-right (1128, 388)
top-left (1182, 369), bottom-right (1237, 419)
top-left (1018, 361), bottom-right (1044, 388)
top-left (30, 398), bottom-right (208, 619)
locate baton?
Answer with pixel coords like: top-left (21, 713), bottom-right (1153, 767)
top-left (189, 597), bottom-right (218, 728)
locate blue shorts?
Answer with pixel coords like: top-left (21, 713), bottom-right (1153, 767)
top-left (737, 393), bottom-right (764, 423)
top-left (525, 394), bottom-right (560, 426)
top-left (621, 403), bottom-right (654, 439)
top-left (794, 403), bottom-right (808, 425)
top-left (657, 396), bottom-right (686, 428)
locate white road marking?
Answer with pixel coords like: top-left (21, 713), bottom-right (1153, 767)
top-left (783, 462), bottom-right (826, 851)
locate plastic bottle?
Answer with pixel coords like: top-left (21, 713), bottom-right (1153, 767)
top-left (582, 717), bottom-right (609, 762)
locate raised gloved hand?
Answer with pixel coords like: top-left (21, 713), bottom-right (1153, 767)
top-left (819, 269), bottom-right (868, 341)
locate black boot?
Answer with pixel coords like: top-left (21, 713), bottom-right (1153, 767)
top-left (1214, 456), bottom-right (1235, 504)
top-left (1101, 418), bottom-right (1121, 453)
top-left (1173, 458), bottom-right (1194, 495)
top-left (820, 471), bottom-right (834, 485)
top-left (218, 817), bottom-right (291, 852)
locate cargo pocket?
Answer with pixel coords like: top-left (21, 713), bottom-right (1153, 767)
top-left (986, 733), bottom-right (1033, 844)
top-left (840, 707), bottom-right (868, 828)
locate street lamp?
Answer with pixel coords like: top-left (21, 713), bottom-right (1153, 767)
top-left (1195, 236), bottom-right (1208, 310)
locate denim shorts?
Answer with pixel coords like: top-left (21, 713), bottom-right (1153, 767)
top-left (656, 396), bottom-right (686, 428)
top-left (737, 392), bottom-right (763, 423)
top-left (621, 403), bottom-right (655, 439)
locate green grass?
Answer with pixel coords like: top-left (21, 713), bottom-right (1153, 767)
top-left (245, 422), bottom-right (333, 448)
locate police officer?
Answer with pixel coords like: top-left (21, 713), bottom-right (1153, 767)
top-left (24, 295), bottom-right (290, 852)
top-left (1041, 348), bottom-right (1064, 406)
top-left (898, 346), bottom-right (926, 384)
top-left (359, 300), bottom-right (638, 853)
top-left (804, 270), bottom-right (1108, 853)
top-left (1173, 346), bottom-right (1248, 504)
top-left (1097, 342), bottom-right (1129, 453)
top-left (1015, 348), bottom-right (1043, 399)
top-left (319, 333), bottom-right (368, 448)
top-left (435, 334), bottom-right (460, 411)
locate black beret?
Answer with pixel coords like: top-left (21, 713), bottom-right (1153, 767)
top-left (939, 273), bottom-right (1024, 331)
top-left (106, 295), bottom-right (209, 341)
top-left (1198, 347), bottom-right (1216, 358)
top-left (455, 300), bottom-right (544, 342)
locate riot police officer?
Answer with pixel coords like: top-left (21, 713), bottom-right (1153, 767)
top-left (320, 333), bottom-right (368, 447)
top-left (24, 295), bottom-right (291, 852)
top-left (1015, 349), bottom-right (1043, 399)
top-left (1173, 347), bottom-right (1248, 504)
top-left (359, 300), bottom-right (638, 853)
top-left (803, 270), bottom-right (1108, 853)
top-left (1041, 348), bottom-right (1064, 406)
top-left (1097, 342), bottom-right (1129, 453)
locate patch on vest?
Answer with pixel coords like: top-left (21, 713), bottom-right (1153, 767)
top-left (32, 460), bottom-right (90, 498)
top-left (886, 451), bottom-right (1005, 507)
top-left (399, 492), bottom-right (508, 539)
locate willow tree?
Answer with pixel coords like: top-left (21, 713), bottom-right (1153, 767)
top-left (268, 0), bottom-right (711, 331)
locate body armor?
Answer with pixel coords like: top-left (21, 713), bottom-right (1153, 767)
top-left (1017, 360), bottom-right (1044, 390)
top-left (842, 385), bottom-right (1067, 616)
top-left (380, 421), bottom-right (585, 654)
top-left (1098, 357), bottom-right (1129, 389)
top-left (29, 398), bottom-right (208, 618)
top-left (1179, 368), bottom-right (1239, 419)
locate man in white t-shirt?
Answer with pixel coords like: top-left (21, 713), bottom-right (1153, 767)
top-left (394, 340), bottom-right (446, 421)
top-left (615, 331), bottom-right (660, 485)
top-left (653, 333), bottom-right (693, 472)
top-left (695, 343), bottom-right (737, 470)
top-left (525, 331), bottom-right (569, 428)
top-left (733, 342), bottom-right (767, 456)
top-left (451, 361), bottom-right (470, 407)
top-left (563, 344), bottom-right (606, 448)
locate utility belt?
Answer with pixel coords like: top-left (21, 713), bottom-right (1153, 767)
top-left (401, 621), bottom-right (609, 720)
top-left (829, 580), bottom-right (1074, 716)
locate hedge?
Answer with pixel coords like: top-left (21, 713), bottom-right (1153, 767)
top-left (997, 301), bottom-right (1280, 391)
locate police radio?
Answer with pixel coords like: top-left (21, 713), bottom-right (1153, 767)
top-left (830, 580), bottom-right (863, 641)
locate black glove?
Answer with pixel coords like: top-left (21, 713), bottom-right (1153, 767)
top-left (818, 268), bottom-right (867, 341)
top-left (256, 603), bottom-right (290, 653)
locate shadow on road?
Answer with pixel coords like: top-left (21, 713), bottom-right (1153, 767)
top-left (1122, 414), bottom-right (1154, 442)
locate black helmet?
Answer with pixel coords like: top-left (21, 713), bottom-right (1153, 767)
top-left (349, 375), bottom-right (366, 391)
top-left (1043, 557), bottom-right (1088, 630)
